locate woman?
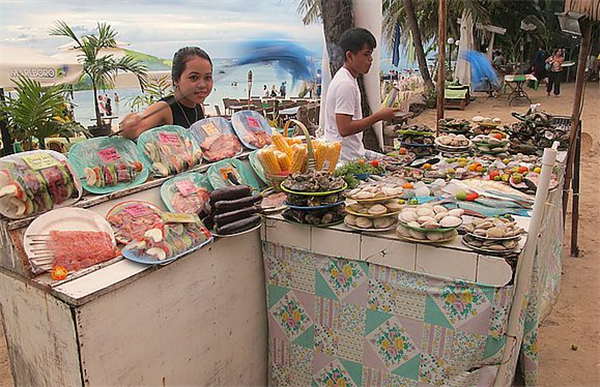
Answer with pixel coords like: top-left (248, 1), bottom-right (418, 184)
top-left (119, 47), bottom-right (213, 139)
top-left (545, 48), bottom-right (565, 97)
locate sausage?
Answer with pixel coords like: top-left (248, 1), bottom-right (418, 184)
top-left (214, 206), bottom-right (260, 227)
top-left (209, 185), bottom-right (252, 205)
top-left (216, 215), bottom-right (261, 235)
top-left (213, 195), bottom-right (262, 214)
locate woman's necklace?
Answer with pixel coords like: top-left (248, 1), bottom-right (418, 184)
top-left (175, 99), bottom-right (198, 127)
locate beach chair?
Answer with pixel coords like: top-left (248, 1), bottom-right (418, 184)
top-left (444, 84), bottom-right (470, 110)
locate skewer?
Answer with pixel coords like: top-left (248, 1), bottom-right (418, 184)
top-left (27, 234), bottom-right (51, 238)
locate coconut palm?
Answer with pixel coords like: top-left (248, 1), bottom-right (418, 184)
top-left (49, 21), bottom-right (147, 130)
top-left (0, 76), bottom-right (88, 150)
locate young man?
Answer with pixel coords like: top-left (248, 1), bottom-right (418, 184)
top-left (324, 28), bottom-right (398, 163)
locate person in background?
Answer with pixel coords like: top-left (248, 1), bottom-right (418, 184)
top-left (545, 48), bottom-right (565, 96)
top-left (270, 85), bottom-right (278, 98)
top-left (119, 46), bottom-right (213, 138)
top-left (279, 81), bottom-right (287, 98)
top-left (315, 69), bottom-right (322, 97)
top-left (263, 84), bottom-right (269, 97)
top-left (323, 28), bottom-right (398, 163)
top-left (533, 46), bottom-right (548, 81)
top-left (114, 92), bottom-right (119, 104)
top-left (97, 95), bottom-right (106, 116)
top-left (105, 95), bottom-right (113, 116)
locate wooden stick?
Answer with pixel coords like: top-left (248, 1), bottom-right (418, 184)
top-left (436, 0), bottom-right (447, 135)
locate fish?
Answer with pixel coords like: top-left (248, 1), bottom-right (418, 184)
top-left (475, 197), bottom-right (529, 209)
top-left (446, 201), bottom-right (531, 218)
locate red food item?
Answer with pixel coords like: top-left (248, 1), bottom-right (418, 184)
top-left (518, 166), bottom-right (529, 174)
top-left (107, 204), bottom-right (162, 243)
top-left (244, 131), bottom-right (272, 148)
top-left (51, 265), bottom-right (68, 281)
top-left (492, 133), bottom-right (503, 140)
top-left (466, 192), bottom-right (479, 201)
top-left (171, 187), bottom-right (210, 214)
top-left (50, 230), bottom-right (119, 272)
top-left (200, 133), bottom-right (243, 161)
top-left (370, 160), bottom-right (379, 168)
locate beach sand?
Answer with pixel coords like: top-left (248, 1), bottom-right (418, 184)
top-left (0, 82), bottom-right (598, 387)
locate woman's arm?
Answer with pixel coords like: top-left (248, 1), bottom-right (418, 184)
top-left (119, 101), bottom-right (173, 139)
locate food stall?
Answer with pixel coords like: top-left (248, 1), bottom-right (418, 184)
top-left (0, 111), bottom-right (567, 386)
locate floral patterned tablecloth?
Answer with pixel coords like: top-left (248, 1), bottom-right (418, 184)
top-left (263, 242), bottom-right (516, 387)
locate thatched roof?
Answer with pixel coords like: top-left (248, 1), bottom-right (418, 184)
top-left (565, 0), bottom-right (600, 22)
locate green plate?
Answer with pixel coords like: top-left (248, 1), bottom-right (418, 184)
top-left (248, 149), bottom-right (267, 184)
top-left (280, 181), bottom-right (347, 196)
top-left (207, 157), bottom-right (261, 192)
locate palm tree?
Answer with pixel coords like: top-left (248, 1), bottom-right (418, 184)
top-left (0, 76), bottom-right (88, 150)
top-left (49, 21), bottom-right (147, 131)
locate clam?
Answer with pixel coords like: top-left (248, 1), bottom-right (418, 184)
top-left (344, 215), bottom-right (358, 226)
top-left (447, 209), bottom-right (464, 218)
top-left (489, 244), bottom-right (507, 251)
top-left (400, 211), bottom-right (419, 223)
top-left (464, 223), bottom-right (476, 233)
top-left (348, 203), bottom-right (364, 212)
top-left (422, 220), bottom-right (441, 229)
top-left (408, 221), bottom-right (422, 229)
top-left (408, 229), bottom-right (426, 240)
top-left (433, 205), bottom-right (448, 214)
top-left (440, 216), bottom-right (462, 228)
top-left (486, 227), bottom-right (505, 238)
top-left (396, 225), bottom-right (411, 237)
top-left (403, 207), bottom-right (418, 214)
top-left (417, 216), bottom-right (437, 224)
top-left (434, 212), bottom-right (447, 222)
top-left (443, 230), bottom-right (456, 240)
top-left (356, 191), bottom-right (374, 199)
top-left (474, 229), bottom-right (488, 237)
top-left (472, 116), bottom-right (484, 122)
top-left (417, 207), bottom-right (434, 217)
top-left (426, 232), bottom-right (445, 241)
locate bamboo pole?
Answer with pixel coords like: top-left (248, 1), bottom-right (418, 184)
top-left (436, 0), bottom-right (447, 135)
top-left (571, 128), bottom-right (581, 256)
top-left (562, 20), bottom-right (592, 252)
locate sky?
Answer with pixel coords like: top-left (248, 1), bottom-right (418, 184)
top-left (0, 0), bottom-right (326, 60)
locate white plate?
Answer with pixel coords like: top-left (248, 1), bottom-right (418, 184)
top-left (23, 207), bottom-right (116, 274)
top-left (461, 236), bottom-right (520, 256)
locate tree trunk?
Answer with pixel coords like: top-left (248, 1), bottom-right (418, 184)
top-left (92, 82), bottom-right (102, 128)
top-left (321, 0), bottom-right (380, 152)
top-left (403, 0), bottom-right (434, 91)
top-left (321, 0), bottom-right (354, 76)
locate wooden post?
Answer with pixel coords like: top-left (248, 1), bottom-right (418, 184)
top-left (571, 128), bottom-right (581, 256)
top-left (562, 20), bottom-right (592, 235)
top-left (436, 0), bottom-right (447, 135)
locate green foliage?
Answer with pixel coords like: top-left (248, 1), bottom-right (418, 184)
top-left (0, 76), bottom-right (89, 150)
top-left (49, 21), bottom-right (147, 126)
top-left (127, 76), bottom-right (173, 112)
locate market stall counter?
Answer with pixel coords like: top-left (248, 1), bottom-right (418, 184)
top-left (0, 171), bottom-right (268, 387)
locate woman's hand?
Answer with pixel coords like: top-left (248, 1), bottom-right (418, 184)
top-left (118, 113), bottom-right (144, 139)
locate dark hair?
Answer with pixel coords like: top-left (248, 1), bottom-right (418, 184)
top-left (172, 46), bottom-right (212, 82)
top-left (339, 28), bottom-right (377, 58)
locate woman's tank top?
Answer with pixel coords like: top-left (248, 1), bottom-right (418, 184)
top-left (159, 95), bottom-right (205, 128)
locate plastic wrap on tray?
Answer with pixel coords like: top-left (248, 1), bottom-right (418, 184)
top-left (230, 110), bottom-right (273, 149)
top-left (161, 172), bottom-right (212, 214)
top-left (68, 136), bottom-right (148, 194)
top-left (0, 150), bottom-right (82, 219)
top-left (123, 217), bottom-right (211, 262)
top-left (137, 125), bottom-right (203, 177)
top-left (189, 117), bottom-right (243, 162)
top-left (206, 158), bottom-right (261, 192)
top-left (106, 201), bottom-right (164, 244)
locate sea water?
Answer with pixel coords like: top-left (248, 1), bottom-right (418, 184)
top-left (71, 57), bottom-right (420, 127)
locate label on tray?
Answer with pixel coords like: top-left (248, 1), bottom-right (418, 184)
top-left (162, 212), bottom-right (200, 224)
top-left (123, 204), bottom-right (153, 217)
top-left (97, 147), bottom-right (121, 163)
top-left (158, 132), bottom-right (182, 146)
top-left (22, 153), bottom-right (59, 170)
top-left (202, 122), bottom-right (220, 137)
top-left (247, 117), bottom-right (261, 130)
top-left (175, 180), bottom-right (197, 197)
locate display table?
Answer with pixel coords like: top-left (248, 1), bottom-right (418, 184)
top-left (503, 75), bottom-right (538, 106)
top-left (0, 155), bottom-right (564, 387)
top-left (0, 183), bottom-right (268, 387)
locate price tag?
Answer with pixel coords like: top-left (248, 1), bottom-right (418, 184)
top-left (202, 122), bottom-right (220, 137)
top-left (161, 212), bottom-right (200, 224)
top-left (123, 204), bottom-right (153, 217)
top-left (97, 147), bottom-right (121, 163)
top-left (158, 132), bottom-right (182, 146)
top-left (175, 180), bottom-right (197, 197)
top-left (22, 153), bottom-right (58, 170)
top-left (247, 117), bottom-right (261, 130)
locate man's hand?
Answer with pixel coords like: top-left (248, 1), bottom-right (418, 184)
top-left (375, 107), bottom-right (400, 122)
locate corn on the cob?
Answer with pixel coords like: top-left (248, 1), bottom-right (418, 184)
top-left (272, 133), bottom-right (292, 157)
top-left (289, 144), bottom-right (307, 173)
top-left (324, 142), bottom-right (342, 172)
top-left (276, 152), bottom-right (291, 171)
top-left (313, 141), bottom-right (325, 170)
top-left (285, 137), bottom-right (302, 145)
top-left (257, 148), bottom-right (281, 175)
